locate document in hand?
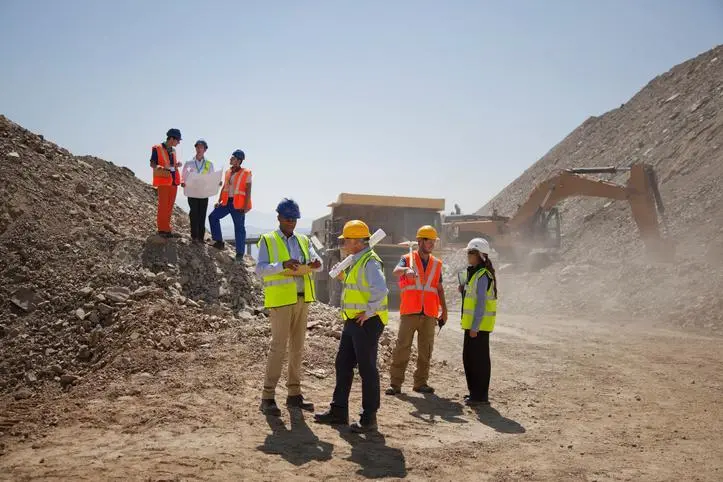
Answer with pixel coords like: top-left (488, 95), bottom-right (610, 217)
top-left (183, 170), bottom-right (223, 198)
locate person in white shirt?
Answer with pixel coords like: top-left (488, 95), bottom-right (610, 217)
top-left (181, 139), bottom-right (215, 242)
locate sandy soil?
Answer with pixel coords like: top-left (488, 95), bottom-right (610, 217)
top-left (1, 309), bottom-right (721, 481)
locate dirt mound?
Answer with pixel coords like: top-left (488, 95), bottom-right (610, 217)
top-left (473, 46), bottom-right (723, 331)
top-left (0, 115), bottom-right (388, 399)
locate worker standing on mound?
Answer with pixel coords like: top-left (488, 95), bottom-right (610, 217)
top-left (208, 149), bottom-right (251, 262)
top-left (181, 139), bottom-right (215, 243)
top-left (149, 128), bottom-right (183, 238)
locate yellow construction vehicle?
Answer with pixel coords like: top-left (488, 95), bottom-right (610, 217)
top-left (442, 163), bottom-right (671, 262)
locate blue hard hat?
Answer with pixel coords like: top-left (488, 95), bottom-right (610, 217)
top-left (232, 149), bottom-right (245, 161)
top-left (194, 139), bottom-right (208, 149)
top-left (276, 198), bottom-right (301, 219)
top-left (166, 128), bottom-right (182, 140)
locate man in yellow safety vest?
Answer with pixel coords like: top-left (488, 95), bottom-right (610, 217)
top-left (256, 198), bottom-right (322, 416)
top-left (314, 220), bottom-right (389, 433)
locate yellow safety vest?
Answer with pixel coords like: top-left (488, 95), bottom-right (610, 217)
top-left (191, 158), bottom-right (212, 174)
top-left (258, 231), bottom-right (316, 308)
top-left (341, 249), bottom-right (389, 325)
top-left (461, 268), bottom-right (497, 332)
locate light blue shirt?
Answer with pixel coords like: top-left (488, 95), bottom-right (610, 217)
top-left (347, 247), bottom-right (389, 314)
top-left (255, 229), bottom-right (323, 293)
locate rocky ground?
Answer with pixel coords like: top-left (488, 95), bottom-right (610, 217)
top-left (1, 312), bottom-right (721, 481)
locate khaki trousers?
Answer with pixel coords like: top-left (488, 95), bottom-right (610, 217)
top-left (389, 314), bottom-right (437, 388)
top-left (262, 297), bottom-right (309, 399)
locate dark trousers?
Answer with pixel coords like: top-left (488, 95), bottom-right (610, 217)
top-left (463, 330), bottom-right (491, 401)
top-left (331, 316), bottom-right (384, 419)
top-left (187, 197), bottom-right (209, 240)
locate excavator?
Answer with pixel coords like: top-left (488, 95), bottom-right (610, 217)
top-left (442, 163), bottom-right (672, 263)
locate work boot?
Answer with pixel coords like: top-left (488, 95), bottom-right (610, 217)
top-left (385, 385), bottom-right (401, 396)
top-left (313, 407), bottom-right (349, 425)
top-left (350, 413), bottom-right (378, 434)
top-left (259, 399), bottom-right (281, 416)
top-left (235, 253), bottom-right (244, 263)
top-left (413, 384), bottom-right (435, 394)
top-left (465, 398), bottom-right (490, 407)
top-left (157, 231), bottom-right (172, 238)
top-left (211, 240), bottom-right (225, 250)
top-left (287, 395), bottom-right (314, 412)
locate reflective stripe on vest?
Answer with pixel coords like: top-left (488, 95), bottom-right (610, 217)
top-left (460, 268), bottom-right (497, 332)
top-left (341, 250), bottom-right (389, 325)
top-left (152, 144), bottom-right (181, 187)
top-left (398, 252), bottom-right (442, 317)
top-left (220, 168), bottom-right (252, 210)
top-left (258, 231), bottom-right (316, 308)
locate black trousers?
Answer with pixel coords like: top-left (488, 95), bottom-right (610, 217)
top-left (188, 197), bottom-right (209, 240)
top-left (331, 316), bottom-right (384, 420)
top-left (463, 330), bottom-right (491, 401)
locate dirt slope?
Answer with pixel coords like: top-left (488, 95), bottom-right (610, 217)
top-left (0, 115), bottom-right (399, 401)
top-left (475, 46), bottom-right (723, 330)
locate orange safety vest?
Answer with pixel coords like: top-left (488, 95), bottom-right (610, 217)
top-left (399, 251), bottom-right (442, 317)
top-left (219, 168), bottom-right (252, 210)
top-left (152, 144), bottom-right (182, 187)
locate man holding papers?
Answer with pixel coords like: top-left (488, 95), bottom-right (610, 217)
top-left (181, 139), bottom-right (216, 243)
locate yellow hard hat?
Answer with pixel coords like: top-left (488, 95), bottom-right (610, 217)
top-left (416, 225), bottom-right (439, 240)
top-left (338, 220), bottom-right (371, 239)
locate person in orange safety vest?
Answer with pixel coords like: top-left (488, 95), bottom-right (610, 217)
top-left (385, 225), bottom-right (448, 395)
top-left (208, 149), bottom-right (252, 262)
top-left (149, 128), bottom-right (183, 238)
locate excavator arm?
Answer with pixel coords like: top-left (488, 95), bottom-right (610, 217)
top-left (507, 171), bottom-right (628, 229)
top-left (509, 163), bottom-right (670, 259)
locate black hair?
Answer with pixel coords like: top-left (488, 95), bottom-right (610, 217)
top-left (482, 254), bottom-right (498, 298)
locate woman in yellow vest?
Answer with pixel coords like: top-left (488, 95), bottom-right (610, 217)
top-left (460, 237), bottom-right (498, 406)
top-left (314, 220), bottom-right (389, 433)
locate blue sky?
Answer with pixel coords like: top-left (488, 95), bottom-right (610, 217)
top-left (1, 1), bottom-right (721, 227)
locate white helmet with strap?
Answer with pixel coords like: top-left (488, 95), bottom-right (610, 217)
top-left (466, 237), bottom-right (490, 255)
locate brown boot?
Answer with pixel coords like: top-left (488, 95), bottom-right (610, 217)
top-left (350, 413), bottom-right (378, 433)
top-left (259, 399), bottom-right (281, 416)
top-left (286, 395), bottom-right (314, 411)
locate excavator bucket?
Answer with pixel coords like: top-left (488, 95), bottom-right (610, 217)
top-left (627, 164), bottom-right (674, 261)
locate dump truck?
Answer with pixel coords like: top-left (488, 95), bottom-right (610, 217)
top-left (442, 162), bottom-right (671, 263)
top-left (311, 193), bottom-right (445, 310)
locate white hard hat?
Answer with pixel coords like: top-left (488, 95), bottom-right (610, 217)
top-left (466, 237), bottom-right (490, 255)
